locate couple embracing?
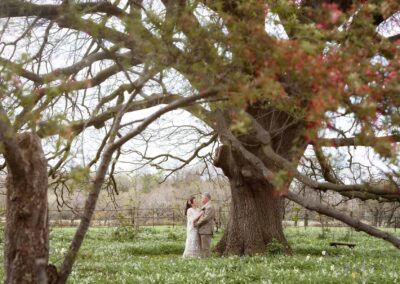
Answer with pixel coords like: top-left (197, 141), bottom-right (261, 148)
top-left (183, 192), bottom-right (215, 258)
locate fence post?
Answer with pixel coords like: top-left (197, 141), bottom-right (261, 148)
top-left (304, 211), bottom-right (308, 229)
top-left (131, 207), bottom-right (135, 226)
top-left (136, 208), bottom-right (139, 228)
top-left (172, 209), bottom-right (175, 228)
top-left (152, 208), bottom-right (155, 227)
top-left (47, 205), bottom-right (231, 228)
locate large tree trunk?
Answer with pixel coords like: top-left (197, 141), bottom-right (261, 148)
top-left (5, 133), bottom-right (50, 284)
top-left (214, 107), bottom-right (305, 255)
top-left (215, 177), bottom-right (289, 255)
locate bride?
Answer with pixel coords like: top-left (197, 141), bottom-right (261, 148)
top-left (182, 196), bottom-right (203, 258)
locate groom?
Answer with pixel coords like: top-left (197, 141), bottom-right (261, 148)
top-left (194, 192), bottom-right (215, 257)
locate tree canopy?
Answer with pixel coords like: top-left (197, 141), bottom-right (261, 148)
top-left (1, 0), bottom-right (400, 282)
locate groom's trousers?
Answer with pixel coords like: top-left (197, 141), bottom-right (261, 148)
top-left (199, 234), bottom-right (212, 257)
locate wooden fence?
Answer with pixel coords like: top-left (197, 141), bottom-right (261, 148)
top-left (47, 206), bottom-right (230, 229)
top-left (0, 207), bottom-right (399, 230)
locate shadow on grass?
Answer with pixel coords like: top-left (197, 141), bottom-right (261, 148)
top-left (122, 242), bottom-right (183, 256)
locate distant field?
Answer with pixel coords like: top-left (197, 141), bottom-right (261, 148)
top-left (0, 226), bottom-right (399, 283)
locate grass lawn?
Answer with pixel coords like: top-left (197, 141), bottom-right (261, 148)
top-left (1, 226), bottom-right (399, 283)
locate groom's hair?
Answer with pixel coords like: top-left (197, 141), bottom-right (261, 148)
top-left (203, 192), bottom-right (211, 200)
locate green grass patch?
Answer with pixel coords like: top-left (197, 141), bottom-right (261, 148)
top-left (0, 226), bottom-right (399, 283)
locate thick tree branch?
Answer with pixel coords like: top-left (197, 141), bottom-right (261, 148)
top-left (0, 50), bottom-right (134, 85)
top-left (0, 1), bottom-right (151, 58)
top-left (246, 112), bottom-right (400, 200)
top-left (287, 191), bottom-right (400, 249)
top-left (110, 88), bottom-right (220, 151)
top-left (0, 103), bottom-right (25, 178)
top-left (0, 57), bottom-right (44, 84)
top-left (313, 144), bottom-right (343, 184)
top-left (213, 144), bottom-right (235, 178)
top-left (13, 63), bottom-right (127, 130)
top-left (317, 135), bottom-right (400, 147)
top-left (264, 138), bottom-right (400, 200)
top-left (214, 109), bottom-right (276, 183)
top-left (0, 1), bottom-right (125, 19)
top-left (37, 92), bottom-right (212, 138)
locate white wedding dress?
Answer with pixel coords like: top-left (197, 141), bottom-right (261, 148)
top-left (182, 208), bottom-right (202, 257)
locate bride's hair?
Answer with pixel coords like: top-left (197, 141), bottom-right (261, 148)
top-left (184, 196), bottom-right (195, 216)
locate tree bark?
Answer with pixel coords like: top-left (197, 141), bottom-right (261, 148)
top-left (214, 177), bottom-right (289, 255)
top-left (5, 133), bottom-right (50, 284)
top-left (213, 107), bottom-right (306, 256)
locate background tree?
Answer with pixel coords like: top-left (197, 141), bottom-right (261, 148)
top-left (0, 2), bottom-right (217, 281)
top-left (1, 0), bottom-right (400, 281)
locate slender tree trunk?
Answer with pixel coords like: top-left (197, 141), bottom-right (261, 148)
top-left (56, 145), bottom-right (114, 284)
top-left (214, 178), bottom-right (289, 255)
top-left (5, 133), bottom-right (49, 284)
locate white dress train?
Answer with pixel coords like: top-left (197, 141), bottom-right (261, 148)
top-left (182, 208), bottom-right (202, 257)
